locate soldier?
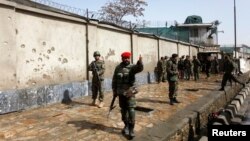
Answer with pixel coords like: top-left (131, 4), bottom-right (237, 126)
top-left (156, 57), bottom-right (165, 83)
top-left (213, 57), bottom-right (219, 74)
top-left (205, 56), bottom-right (212, 79)
top-left (163, 56), bottom-right (169, 81)
top-left (167, 54), bottom-right (180, 105)
top-left (219, 55), bottom-right (245, 91)
top-left (112, 52), bottom-right (143, 138)
top-left (178, 55), bottom-right (185, 79)
top-left (192, 55), bottom-right (201, 81)
top-left (88, 51), bottom-right (105, 108)
top-left (184, 55), bottom-right (192, 80)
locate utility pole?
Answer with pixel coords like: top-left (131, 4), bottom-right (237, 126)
top-left (234, 0), bottom-right (237, 58)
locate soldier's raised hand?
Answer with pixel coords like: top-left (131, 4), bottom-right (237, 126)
top-left (139, 54), bottom-right (142, 61)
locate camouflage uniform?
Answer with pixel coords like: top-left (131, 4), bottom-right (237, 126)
top-left (167, 54), bottom-right (179, 105)
top-left (192, 57), bottom-right (201, 81)
top-left (213, 57), bottom-right (219, 74)
top-left (156, 57), bottom-right (165, 83)
top-left (88, 51), bottom-right (105, 106)
top-left (205, 57), bottom-right (212, 78)
top-left (219, 56), bottom-right (244, 91)
top-left (112, 53), bottom-right (143, 138)
top-left (178, 56), bottom-right (185, 79)
top-left (184, 56), bottom-right (192, 80)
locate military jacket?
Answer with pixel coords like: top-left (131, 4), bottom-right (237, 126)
top-left (223, 59), bottom-right (235, 73)
top-left (88, 60), bottom-right (105, 81)
top-left (112, 60), bottom-right (143, 91)
top-left (192, 59), bottom-right (201, 70)
top-left (166, 60), bottom-right (178, 82)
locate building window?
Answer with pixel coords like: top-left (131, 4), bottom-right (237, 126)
top-left (190, 28), bottom-right (198, 37)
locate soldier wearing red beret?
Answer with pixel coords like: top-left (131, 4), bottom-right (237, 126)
top-left (112, 52), bottom-right (143, 138)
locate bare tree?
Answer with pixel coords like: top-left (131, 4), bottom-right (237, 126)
top-left (99, 0), bottom-right (148, 25)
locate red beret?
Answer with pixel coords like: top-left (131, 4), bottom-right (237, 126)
top-left (121, 52), bottom-right (131, 58)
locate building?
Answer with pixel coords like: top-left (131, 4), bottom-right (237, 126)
top-left (136, 15), bottom-right (221, 55)
top-left (220, 44), bottom-right (250, 59)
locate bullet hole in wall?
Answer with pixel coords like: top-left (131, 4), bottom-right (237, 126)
top-left (21, 44), bottom-right (25, 48)
top-left (47, 49), bottom-right (51, 54)
top-left (38, 57), bottom-right (43, 62)
top-left (32, 48), bottom-right (36, 53)
top-left (51, 47), bottom-right (55, 51)
top-left (42, 41), bottom-right (46, 46)
top-left (62, 58), bottom-right (68, 64)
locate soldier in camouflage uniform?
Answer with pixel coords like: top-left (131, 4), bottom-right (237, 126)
top-left (219, 55), bottom-right (245, 91)
top-left (88, 51), bottom-right (105, 108)
top-left (112, 52), bottom-right (143, 138)
top-left (184, 55), bottom-right (192, 80)
top-left (192, 55), bottom-right (201, 81)
top-left (167, 54), bottom-right (180, 105)
top-left (156, 57), bottom-right (165, 83)
top-left (163, 56), bottom-right (169, 81)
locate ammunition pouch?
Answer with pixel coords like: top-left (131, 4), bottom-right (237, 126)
top-left (123, 86), bottom-right (138, 98)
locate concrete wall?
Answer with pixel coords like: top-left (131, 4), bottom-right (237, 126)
top-left (0, 0), bottom-right (201, 114)
top-left (137, 36), bottom-right (158, 72)
top-left (0, 5), bottom-right (17, 90)
top-left (15, 11), bottom-right (87, 89)
top-left (159, 40), bottom-right (178, 58)
top-left (191, 46), bottom-right (199, 57)
top-left (95, 27), bottom-right (131, 77)
top-left (179, 43), bottom-right (190, 57)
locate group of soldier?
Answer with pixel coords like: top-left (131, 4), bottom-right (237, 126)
top-left (156, 55), bottom-right (221, 83)
top-left (87, 51), bottom-right (245, 138)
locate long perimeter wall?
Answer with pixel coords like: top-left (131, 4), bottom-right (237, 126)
top-left (0, 0), bottom-right (201, 114)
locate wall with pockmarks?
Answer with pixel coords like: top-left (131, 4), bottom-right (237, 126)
top-left (0, 0), bottom-right (200, 91)
top-left (0, 5), bottom-right (17, 91)
top-left (15, 11), bottom-right (87, 89)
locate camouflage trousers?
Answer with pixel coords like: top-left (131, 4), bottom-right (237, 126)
top-left (221, 72), bottom-right (243, 88)
top-left (91, 80), bottom-right (104, 102)
top-left (193, 70), bottom-right (199, 81)
top-left (157, 71), bottom-right (165, 82)
top-left (118, 94), bottom-right (136, 124)
top-left (168, 81), bottom-right (178, 99)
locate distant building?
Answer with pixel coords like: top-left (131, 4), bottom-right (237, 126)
top-left (136, 15), bottom-right (220, 54)
top-left (220, 44), bottom-right (250, 59)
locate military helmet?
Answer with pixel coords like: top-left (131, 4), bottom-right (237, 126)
top-left (93, 51), bottom-right (100, 57)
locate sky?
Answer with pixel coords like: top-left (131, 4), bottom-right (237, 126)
top-left (51, 0), bottom-right (250, 46)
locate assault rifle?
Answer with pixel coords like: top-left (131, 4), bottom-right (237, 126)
top-left (107, 94), bottom-right (117, 119)
top-left (92, 62), bottom-right (101, 82)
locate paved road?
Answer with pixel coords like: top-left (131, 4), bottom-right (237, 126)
top-left (0, 74), bottom-right (222, 141)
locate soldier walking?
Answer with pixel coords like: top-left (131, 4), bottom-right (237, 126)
top-left (167, 54), bottom-right (180, 105)
top-left (88, 51), bottom-right (105, 108)
top-left (219, 55), bottom-right (245, 91)
top-left (112, 52), bottom-right (143, 138)
top-left (192, 56), bottom-right (201, 81)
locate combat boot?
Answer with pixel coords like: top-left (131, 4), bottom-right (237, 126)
top-left (173, 98), bottom-right (180, 103)
top-left (129, 123), bottom-right (135, 138)
top-left (122, 121), bottom-right (129, 136)
top-left (242, 83), bottom-right (246, 88)
top-left (91, 99), bottom-right (97, 106)
top-left (98, 101), bottom-right (104, 108)
top-left (170, 99), bottom-right (174, 105)
top-left (219, 87), bottom-right (224, 91)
